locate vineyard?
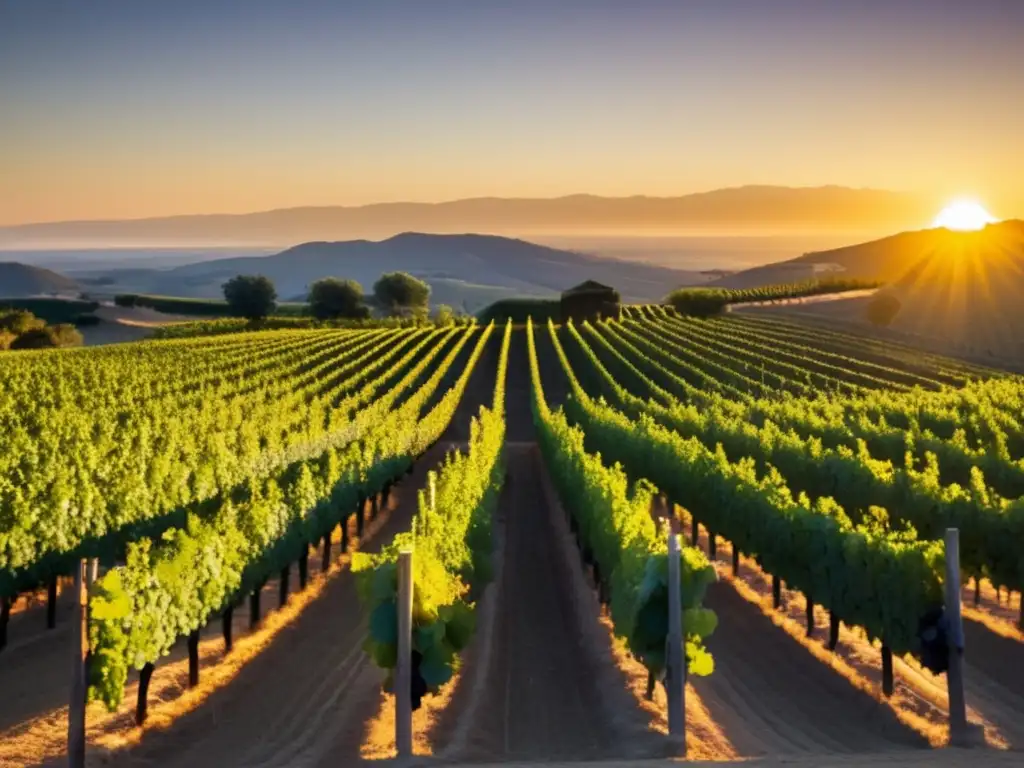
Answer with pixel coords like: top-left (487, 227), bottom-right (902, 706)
top-left (1, 311), bottom-right (1023, 767)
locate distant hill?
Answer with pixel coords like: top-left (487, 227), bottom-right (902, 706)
top-left (0, 262), bottom-right (80, 297)
top-left (710, 220), bottom-right (1024, 289)
top-left (730, 220), bottom-right (1024, 361)
top-left (0, 186), bottom-right (933, 248)
top-left (88, 232), bottom-right (703, 312)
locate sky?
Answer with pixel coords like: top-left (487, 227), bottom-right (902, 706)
top-left (2, 0), bottom-right (1023, 226)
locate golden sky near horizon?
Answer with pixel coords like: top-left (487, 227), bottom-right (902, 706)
top-left (2, 1), bottom-right (1022, 226)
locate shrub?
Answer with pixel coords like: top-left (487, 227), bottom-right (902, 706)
top-left (114, 294), bottom-right (308, 317)
top-left (222, 275), bottom-right (277, 320)
top-left (50, 323), bottom-right (85, 347)
top-left (0, 299), bottom-right (99, 324)
top-left (666, 278), bottom-right (882, 317)
top-left (308, 278), bottom-right (369, 320)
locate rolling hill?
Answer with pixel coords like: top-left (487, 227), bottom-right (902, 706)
top-left (88, 232), bottom-right (706, 312)
top-left (731, 220), bottom-right (1024, 361)
top-left (711, 220), bottom-right (1024, 288)
top-left (0, 262), bottom-right (80, 297)
top-left (0, 186), bottom-right (933, 248)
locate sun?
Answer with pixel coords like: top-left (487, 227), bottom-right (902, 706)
top-left (932, 200), bottom-right (998, 231)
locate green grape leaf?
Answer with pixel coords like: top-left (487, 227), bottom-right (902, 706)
top-left (369, 600), bottom-right (398, 646)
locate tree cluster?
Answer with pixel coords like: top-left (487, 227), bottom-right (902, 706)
top-left (0, 309), bottom-right (83, 350)
top-left (221, 271), bottom-right (435, 321)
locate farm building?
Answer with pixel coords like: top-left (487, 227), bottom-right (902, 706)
top-left (559, 280), bottom-right (621, 322)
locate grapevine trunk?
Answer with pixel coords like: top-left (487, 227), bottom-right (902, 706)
top-left (188, 630), bottom-right (200, 687)
top-left (223, 606), bottom-right (234, 652)
top-left (136, 662), bottom-right (155, 725)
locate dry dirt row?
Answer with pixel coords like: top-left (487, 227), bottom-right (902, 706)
top-left (691, 581), bottom-right (925, 755)
top-left (427, 329), bottom-right (661, 761)
top-left (437, 446), bottom-right (655, 762)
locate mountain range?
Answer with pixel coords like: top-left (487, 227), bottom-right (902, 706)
top-left (0, 186), bottom-right (934, 249)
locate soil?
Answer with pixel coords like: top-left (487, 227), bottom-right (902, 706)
top-left (437, 446), bottom-right (654, 763)
top-left (692, 581), bottom-right (926, 755)
top-left (670, 508), bottom-right (1024, 751)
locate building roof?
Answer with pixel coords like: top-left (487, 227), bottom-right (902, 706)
top-left (562, 280), bottom-right (616, 295)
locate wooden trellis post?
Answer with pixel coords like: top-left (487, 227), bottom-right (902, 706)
top-left (67, 559), bottom-right (88, 768)
top-left (666, 533), bottom-right (685, 755)
top-left (396, 549), bottom-right (413, 757)
top-left (945, 528), bottom-right (968, 745)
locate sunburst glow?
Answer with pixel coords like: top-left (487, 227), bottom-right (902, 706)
top-left (932, 200), bottom-right (998, 231)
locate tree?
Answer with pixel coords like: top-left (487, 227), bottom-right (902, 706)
top-left (222, 275), bottom-right (277, 320)
top-left (0, 309), bottom-right (46, 336)
top-left (308, 278), bottom-right (369, 320)
top-left (373, 272), bottom-right (430, 315)
top-left (10, 324), bottom-right (83, 350)
top-left (865, 294), bottom-right (901, 328)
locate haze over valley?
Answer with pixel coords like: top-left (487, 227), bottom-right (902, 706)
top-left (0, 186), bottom-right (972, 314)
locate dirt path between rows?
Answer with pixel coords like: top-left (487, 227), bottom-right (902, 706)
top-left (430, 331), bottom-right (659, 761)
top-left (442, 446), bottom-right (652, 762)
top-left (692, 581), bottom-right (927, 755)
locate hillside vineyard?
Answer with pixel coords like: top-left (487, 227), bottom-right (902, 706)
top-left (1, 312), bottom-right (1023, 762)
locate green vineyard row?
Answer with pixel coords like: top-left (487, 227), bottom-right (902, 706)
top-left (562, 318), bottom-right (1024, 594)
top-left (0, 327), bottom-right (450, 596)
top-left (527, 320), bottom-right (719, 678)
top-left (88, 323), bottom-right (496, 709)
top-left (356, 321), bottom-right (513, 701)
